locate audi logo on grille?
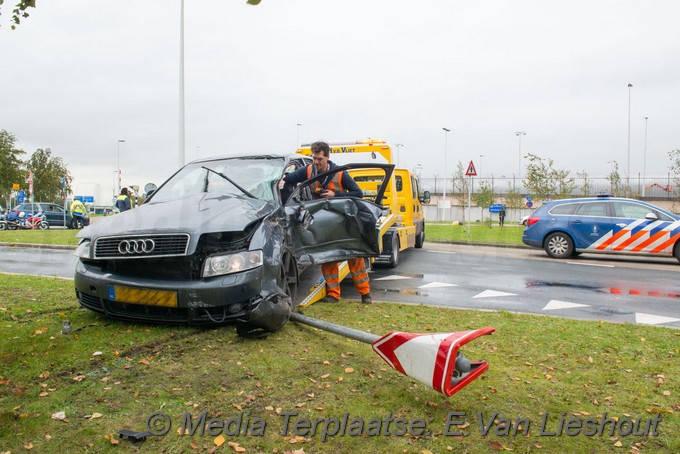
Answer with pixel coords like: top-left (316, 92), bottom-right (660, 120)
top-left (117, 239), bottom-right (156, 255)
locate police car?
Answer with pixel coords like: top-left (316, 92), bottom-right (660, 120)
top-left (522, 196), bottom-right (680, 262)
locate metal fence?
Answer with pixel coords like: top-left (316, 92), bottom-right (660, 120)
top-left (419, 174), bottom-right (677, 200)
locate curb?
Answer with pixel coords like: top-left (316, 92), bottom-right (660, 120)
top-left (0, 242), bottom-right (76, 250)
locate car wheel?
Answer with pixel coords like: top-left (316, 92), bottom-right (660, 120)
top-left (415, 229), bottom-right (425, 249)
top-left (674, 242), bottom-right (680, 264)
top-left (387, 235), bottom-right (400, 268)
top-left (73, 218), bottom-right (84, 229)
top-left (544, 232), bottom-right (574, 259)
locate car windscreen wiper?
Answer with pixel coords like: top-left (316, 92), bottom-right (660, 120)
top-left (201, 166), bottom-right (257, 199)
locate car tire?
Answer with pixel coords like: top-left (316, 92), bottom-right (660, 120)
top-left (387, 235), bottom-right (400, 268)
top-left (72, 218), bottom-right (84, 229)
top-left (674, 242), bottom-right (680, 264)
top-left (415, 229), bottom-right (425, 249)
top-left (544, 232), bottom-right (574, 259)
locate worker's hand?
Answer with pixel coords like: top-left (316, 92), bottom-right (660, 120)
top-left (319, 189), bottom-right (335, 198)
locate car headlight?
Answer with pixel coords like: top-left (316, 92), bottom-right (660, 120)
top-left (73, 240), bottom-right (92, 259)
top-left (202, 250), bottom-right (263, 278)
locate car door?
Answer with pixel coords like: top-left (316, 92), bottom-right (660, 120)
top-left (569, 201), bottom-right (616, 251)
top-left (284, 163), bottom-right (393, 266)
top-left (609, 201), bottom-right (675, 254)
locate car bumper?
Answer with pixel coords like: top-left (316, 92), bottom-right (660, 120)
top-left (521, 231), bottom-right (543, 248)
top-left (74, 260), bottom-right (265, 324)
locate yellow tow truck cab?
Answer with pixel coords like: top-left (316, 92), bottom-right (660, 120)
top-left (296, 139), bottom-right (430, 267)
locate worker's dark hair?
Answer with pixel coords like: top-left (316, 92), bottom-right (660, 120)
top-left (310, 141), bottom-right (331, 157)
top-left (120, 187), bottom-right (129, 196)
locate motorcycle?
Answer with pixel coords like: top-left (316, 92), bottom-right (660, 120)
top-left (2, 211), bottom-right (49, 230)
top-left (25, 211), bottom-right (49, 230)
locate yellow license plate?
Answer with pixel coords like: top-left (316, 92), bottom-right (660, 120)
top-left (109, 286), bottom-right (178, 308)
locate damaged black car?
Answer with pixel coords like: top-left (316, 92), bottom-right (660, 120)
top-left (73, 154), bottom-right (393, 337)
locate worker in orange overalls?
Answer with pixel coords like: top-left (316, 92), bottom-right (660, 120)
top-left (283, 140), bottom-right (372, 304)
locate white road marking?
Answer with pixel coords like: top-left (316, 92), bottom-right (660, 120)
top-left (417, 282), bottom-right (458, 289)
top-left (566, 262), bottom-right (615, 268)
top-left (373, 275), bottom-right (415, 281)
top-left (472, 290), bottom-right (516, 298)
top-left (635, 313), bottom-right (680, 325)
top-left (542, 300), bottom-right (590, 311)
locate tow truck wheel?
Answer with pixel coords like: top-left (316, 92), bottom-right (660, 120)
top-left (415, 229), bottom-right (425, 248)
top-left (387, 236), bottom-right (400, 268)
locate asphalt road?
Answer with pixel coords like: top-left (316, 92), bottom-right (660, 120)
top-left (1, 243), bottom-right (679, 328)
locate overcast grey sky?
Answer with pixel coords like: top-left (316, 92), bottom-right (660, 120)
top-left (1, 0), bottom-right (679, 202)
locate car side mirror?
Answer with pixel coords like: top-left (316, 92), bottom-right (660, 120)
top-left (420, 190), bottom-right (431, 204)
top-left (645, 212), bottom-right (658, 221)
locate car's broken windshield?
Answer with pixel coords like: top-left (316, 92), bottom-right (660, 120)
top-left (150, 157), bottom-right (285, 203)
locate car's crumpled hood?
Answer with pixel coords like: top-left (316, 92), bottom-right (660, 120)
top-left (78, 194), bottom-right (275, 252)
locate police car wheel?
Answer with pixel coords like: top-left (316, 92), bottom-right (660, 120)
top-left (544, 232), bottom-right (573, 259)
top-left (674, 243), bottom-right (680, 264)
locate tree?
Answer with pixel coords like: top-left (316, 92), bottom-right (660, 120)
top-left (0, 129), bottom-right (26, 205)
top-left (0, 0), bottom-right (35, 29)
top-left (523, 153), bottom-right (575, 202)
top-left (1, 1), bottom-right (260, 29)
top-left (606, 160), bottom-right (637, 198)
top-left (472, 181), bottom-right (495, 222)
top-left (668, 149), bottom-right (680, 203)
top-left (25, 148), bottom-right (72, 202)
top-left (452, 161), bottom-right (469, 207)
top-left (576, 171), bottom-right (592, 197)
top-left (505, 183), bottom-right (523, 211)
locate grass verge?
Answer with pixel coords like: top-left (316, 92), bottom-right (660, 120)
top-left (0, 274), bottom-right (678, 453)
top-left (425, 222), bottom-right (526, 247)
top-left (0, 229), bottom-right (80, 246)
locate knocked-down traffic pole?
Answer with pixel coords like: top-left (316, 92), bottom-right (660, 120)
top-left (290, 312), bottom-right (495, 397)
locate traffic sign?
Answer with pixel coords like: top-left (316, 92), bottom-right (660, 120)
top-left (489, 203), bottom-right (505, 213)
top-left (12, 183), bottom-right (19, 190)
top-left (526, 201), bottom-right (533, 208)
top-left (526, 195), bottom-right (532, 201)
top-left (465, 160), bottom-right (477, 177)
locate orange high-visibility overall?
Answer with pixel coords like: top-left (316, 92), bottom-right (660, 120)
top-left (306, 165), bottom-right (369, 298)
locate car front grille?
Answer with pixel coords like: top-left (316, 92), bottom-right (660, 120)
top-left (94, 234), bottom-right (190, 259)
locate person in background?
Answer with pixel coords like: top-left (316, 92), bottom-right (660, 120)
top-left (283, 140), bottom-right (372, 304)
top-left (115, 187), bottom-right (131, 212)
top-left (70, 198), bottom-right (86, 217)
top-left (499, 205), bottom-right (506, 227)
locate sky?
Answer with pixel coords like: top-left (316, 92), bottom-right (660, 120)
top-left (1, 0), bottom-right (679, 204)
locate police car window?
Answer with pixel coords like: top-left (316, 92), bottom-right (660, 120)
top-left (549, 203), bottom-right (578, 215)
top-left (574, 202), bottom-right (609, 217)
top-left (613, 201), bottom-right (674, 221)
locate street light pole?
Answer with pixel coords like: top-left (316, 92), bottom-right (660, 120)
top-left (643, 116), bottom-right (648, 197)
top-left (179, 0), bottom-right (186, 168)
top-left (479, 154), bottom-right (484, 178)
top-left (627, 83), bottom-right (633, 185)
top-left (117, 139), bottom-right (125, 193)
top-left (515, 131), bottom-right (526, 190)
top-left (297, 123), bottom-right (302, 148)
top-left (395, 143), bottom-right (403, 168)
top-left (442, 128), bottom-right (450, 200)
